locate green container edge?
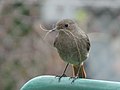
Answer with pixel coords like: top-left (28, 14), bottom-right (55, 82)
top-left (21, 75), bottom-right (120, 90)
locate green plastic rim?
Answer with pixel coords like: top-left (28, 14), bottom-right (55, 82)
top-left (21, 75), bottom-right (120, 90)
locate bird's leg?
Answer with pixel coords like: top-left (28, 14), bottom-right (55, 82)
top-left (71, 63), bottom-right (81, 83)
top-left (56, 63), bottom-right (69, 82)
top-left (71, 63), bottom-right (86, 83)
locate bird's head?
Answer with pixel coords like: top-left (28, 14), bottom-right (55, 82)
top-left (56, 19), bottom-right (77, 32)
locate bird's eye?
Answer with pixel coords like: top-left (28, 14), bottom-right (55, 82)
top-left (64, 24), bottom-right (68, 27)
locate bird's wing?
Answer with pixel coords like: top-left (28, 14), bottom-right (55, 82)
top-left (76, 30), bottom-right (91, 52)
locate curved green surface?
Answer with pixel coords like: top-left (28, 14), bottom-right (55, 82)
top-left (21, 75), bottom-right (120, 90)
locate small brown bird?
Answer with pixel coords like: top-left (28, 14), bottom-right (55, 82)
top-left (53, 19), bottom-right (90, 81)
top-left (40, 19), bottom-right (90, 82)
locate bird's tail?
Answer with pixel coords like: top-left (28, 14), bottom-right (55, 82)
top-left (72, 63), bottom-right (86, 78)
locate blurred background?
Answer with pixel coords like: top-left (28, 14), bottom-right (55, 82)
top-left (0, 0), bottom-right (120, 90)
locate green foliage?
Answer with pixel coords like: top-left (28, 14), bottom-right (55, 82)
top-left (0, 1), bottom-right (40, 90)
top-left (21, 7), bottom-right (30, 16)
top-left (13, 2), bottom-right (23, 8)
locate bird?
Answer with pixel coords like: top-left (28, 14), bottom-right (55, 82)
top-left (53, 19), bottom-right (90, 82)
top-left (40, 19), bottom-right (90, 82)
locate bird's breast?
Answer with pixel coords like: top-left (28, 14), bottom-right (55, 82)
top-left (54, 31), bottom-right (87, 65)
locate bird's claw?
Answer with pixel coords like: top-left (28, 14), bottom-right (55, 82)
top-left (71, 76), bottom-right (79, 83)
top-left (56, 74), bottom-right (67, 82)
top-left (69, 76), bottom-right (74, 80)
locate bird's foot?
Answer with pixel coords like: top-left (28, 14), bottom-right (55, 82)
top-left (70, 76), bottom-right (79, 84)
top-left (69, 76), bottom-right (74, 80)
top-left (56, 74), bottom-right (67, 82)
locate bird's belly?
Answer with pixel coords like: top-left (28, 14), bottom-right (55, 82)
top-left (54, 36), bottom-right (87, 65)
